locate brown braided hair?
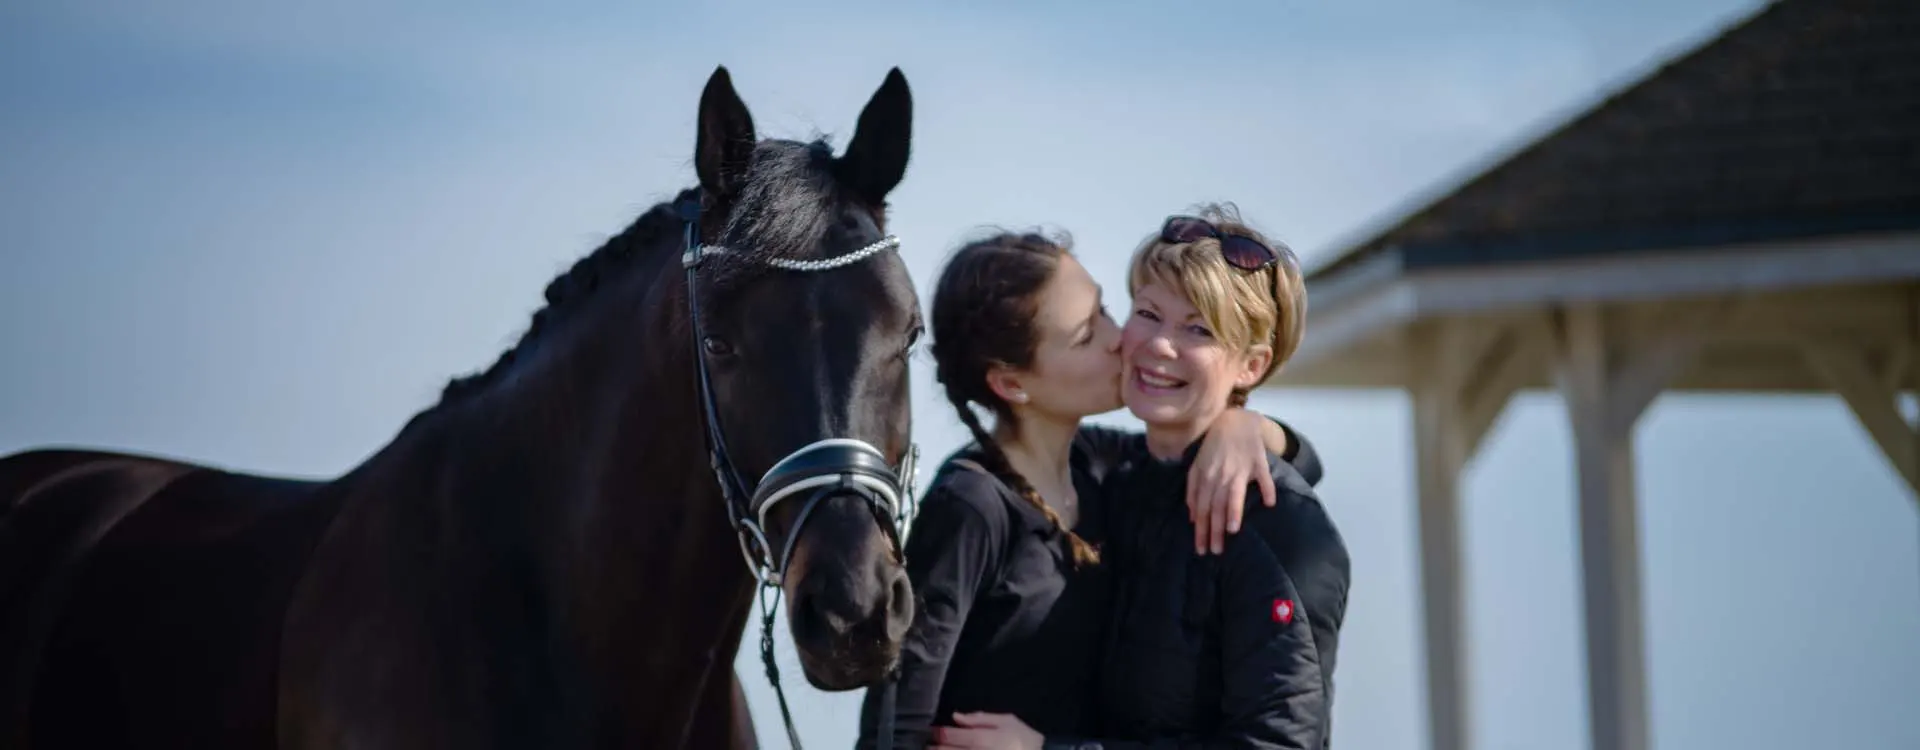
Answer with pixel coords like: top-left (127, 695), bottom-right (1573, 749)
top-left (928, 230), bottom-right (1099, 567)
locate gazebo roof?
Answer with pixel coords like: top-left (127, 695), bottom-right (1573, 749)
top-left (1282, 0), bottom-right (1920, 394)
top-left (1309, 0), bottom-right (1920, 282)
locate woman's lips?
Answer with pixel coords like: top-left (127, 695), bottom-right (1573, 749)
top-left (1131, 367), bottom-right (1188, 396)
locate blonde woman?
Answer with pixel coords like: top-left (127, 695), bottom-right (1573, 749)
top-left (935, 206), bottom-right (1348, 750)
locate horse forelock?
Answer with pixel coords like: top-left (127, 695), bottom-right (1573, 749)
top-left (707, 139), bottom-right (874, 291)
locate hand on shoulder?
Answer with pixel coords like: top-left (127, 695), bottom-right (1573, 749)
top-left (1186, 408), bottom-right (1291, 555)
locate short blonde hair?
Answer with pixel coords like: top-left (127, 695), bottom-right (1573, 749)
top-left (1126, 203), bottom-right (1307, 406)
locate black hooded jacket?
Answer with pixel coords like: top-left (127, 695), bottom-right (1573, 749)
top-left (1047, 435), bottom-right (1349, 750)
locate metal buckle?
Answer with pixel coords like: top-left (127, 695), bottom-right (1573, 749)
top-left (735, 519), bottom-right (778, 587)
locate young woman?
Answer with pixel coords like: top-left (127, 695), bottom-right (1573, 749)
top-left (935, 206), bottom-right (1349, 750)
top-left (854, 230), bottom-right (1323, 749)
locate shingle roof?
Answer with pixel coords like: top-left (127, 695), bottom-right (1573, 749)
top-left (1310, 0), bottom-right (1920, 280)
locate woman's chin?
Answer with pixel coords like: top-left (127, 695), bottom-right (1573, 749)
top-left (1122, 397), bottom-right (1184, 425)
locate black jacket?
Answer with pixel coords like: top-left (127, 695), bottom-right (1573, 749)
top-left (858, 420), bottom-right (1324, 750)
top-left (1050, 437), bottom-right (1349, 750)
top-left (854, 432), bottom-right (1115, 749)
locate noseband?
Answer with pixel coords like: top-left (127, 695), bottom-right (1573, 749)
top-left (677, 197), bottom-right (916, 749)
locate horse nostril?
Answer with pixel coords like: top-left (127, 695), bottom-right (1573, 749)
top-left (794, 575), bottom-right (865, 637)
top-left (790, 579), bottom-right (834, 641)
top-left (884, 569), bottom-right (914, 641)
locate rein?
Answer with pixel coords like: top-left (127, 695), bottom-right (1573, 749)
top-left (676, 196), bottom-right (916, 750)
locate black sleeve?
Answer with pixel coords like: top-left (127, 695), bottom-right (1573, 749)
top-left (856, 475), bottom-right (1010, 750)
top-left (1215, 533), bottom-right (1329, 750)
top-left (1271, 419), bottom-right (1323, 489)
top-left (1262, 481), bottom-right (1351, 725)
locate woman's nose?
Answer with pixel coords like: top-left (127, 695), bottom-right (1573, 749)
top-left (1144, 332), bottom-right (1178, 359)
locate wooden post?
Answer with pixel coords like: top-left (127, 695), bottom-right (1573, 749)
top-left (1552, 303), bottom-right (1700, 750)
top-left (1406, 316), bottom-right (1542, 750)
top-left (1409, 320), bottom-right (1470, 750)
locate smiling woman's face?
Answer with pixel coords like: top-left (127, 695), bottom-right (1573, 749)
top-left (1119, 279), bottom-right (1269, 439)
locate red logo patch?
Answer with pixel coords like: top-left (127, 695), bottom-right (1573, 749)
top-left (1272, 598), bottom-right (1295, 624)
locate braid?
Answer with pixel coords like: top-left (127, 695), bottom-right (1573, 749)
top-left (946, 392), bottom-right (1100, 568)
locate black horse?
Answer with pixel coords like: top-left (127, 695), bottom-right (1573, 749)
top-left (0, 66), bottom-right (921, 749)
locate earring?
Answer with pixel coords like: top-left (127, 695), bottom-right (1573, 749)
top-left (1012, 392), bottom-right (1029, 404)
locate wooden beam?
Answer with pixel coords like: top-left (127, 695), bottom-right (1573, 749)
top-left (1276, 341), bottom-right (1871, 394)
top-left (1607, 299), bottom-right (1733, 436)
top-left (1801, 342), bottom-right (1920, 499)
top-left (1458, 316), bottom-right (1551, 459)
top-left (1881, 342), bottom-right (1913, 393)
top-left (1274, 260), bottom-right (1904, 397)
top-left (1552, 303), bottom-right (1704, 750)
top-left (1912, 284), bottom-right (1920, 609)
top-left (1409, 231), bottom-right (1920, 316)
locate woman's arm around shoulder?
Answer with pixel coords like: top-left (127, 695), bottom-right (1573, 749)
top-left (1074, 411), bottom-right (1321, 488)
top-left (1186, 411), bottom-right (1325, 557)
top-left (857, 468), bottom-right (1015, 750)
top-left (1073, 409), bottom-right (1323, 557)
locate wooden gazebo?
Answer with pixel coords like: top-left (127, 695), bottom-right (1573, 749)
top-left (1266, 1), bottom-right (1920, 749)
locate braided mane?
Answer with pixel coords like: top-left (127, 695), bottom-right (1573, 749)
top-left (435, 187), bottom-right (698, 406)
top-left (431, 138), bottom-right (850, 410)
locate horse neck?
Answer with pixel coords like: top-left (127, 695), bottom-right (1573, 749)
top-left (414, 240), bottom-right (762, 739)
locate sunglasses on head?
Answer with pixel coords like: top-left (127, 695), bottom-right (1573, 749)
top-left (1160, 216), bottom-right (1280, 272)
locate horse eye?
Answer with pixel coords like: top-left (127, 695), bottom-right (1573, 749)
top-left (702, 336), bottom-right (733, 357)
top-left (903, 325), bottom-right (925, 355)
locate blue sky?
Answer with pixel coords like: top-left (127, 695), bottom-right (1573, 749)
top-left (4, 1), bottom-right (1916, 748)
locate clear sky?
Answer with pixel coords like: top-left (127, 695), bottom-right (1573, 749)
top-left (4, 1), bottom-right (1916, 748)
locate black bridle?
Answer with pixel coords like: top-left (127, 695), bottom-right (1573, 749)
top-left (677, 196), bottom-right (917, 750)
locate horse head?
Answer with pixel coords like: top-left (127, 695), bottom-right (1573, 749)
top-left (679, 66), bottom-right (919, 691)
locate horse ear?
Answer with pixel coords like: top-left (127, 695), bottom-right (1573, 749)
top-left (835, 67), bottom-right (912, 206)
top-left (696, 66), bottom-right (758, 198)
